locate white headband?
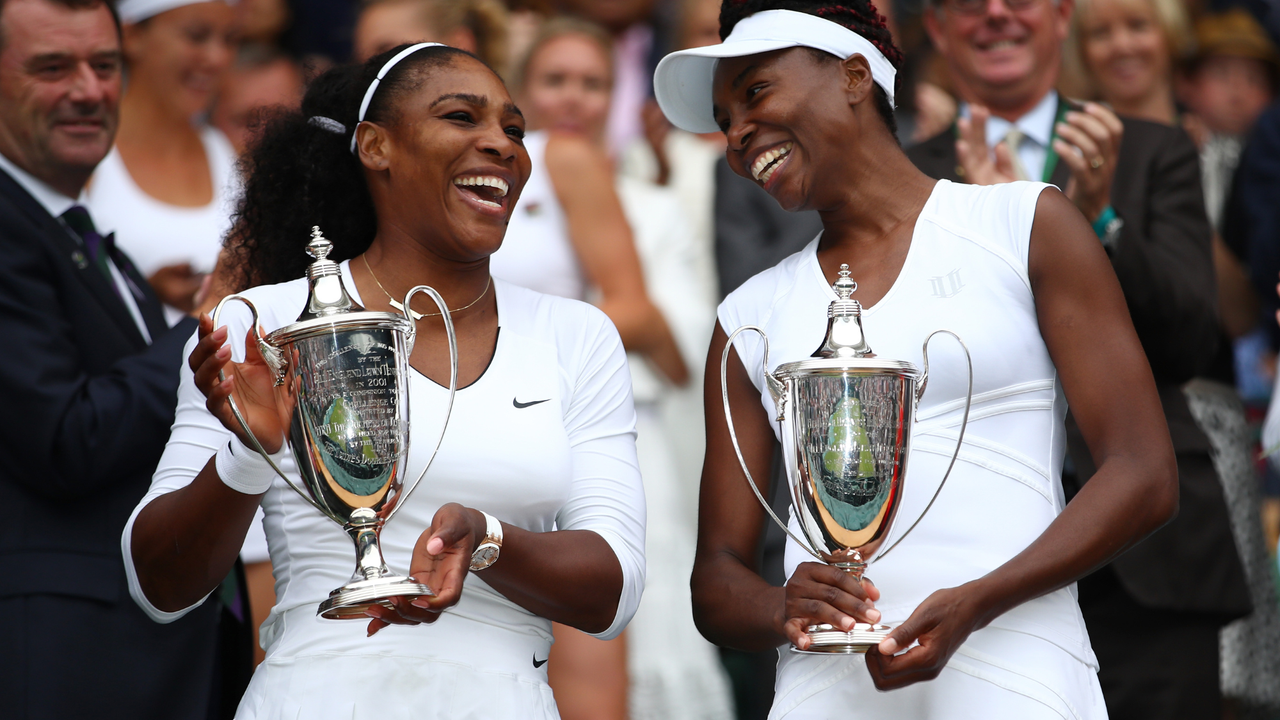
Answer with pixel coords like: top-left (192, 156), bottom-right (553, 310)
top-left (117, 0), bottom-right (235, 24)
top-left (653, 10), bottom-right (897, 134)
top-left (351, 42), bottom-right (446, 154)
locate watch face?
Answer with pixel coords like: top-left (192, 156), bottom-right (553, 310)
top-left (472, 544), bottom-right (499, 569)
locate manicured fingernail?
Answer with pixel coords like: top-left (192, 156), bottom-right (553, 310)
top-left (411, 598), bottom-right (431, 608)
top-left (841, 616), bottom-right (854, 630)
top-left (880, 638), bottom-right (898, 654)
top-left (867, 609), bottom-right (881, 623)
top-left (216, 345), bottom-right (230, 359)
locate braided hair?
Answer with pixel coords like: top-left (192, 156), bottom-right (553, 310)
top-left (225, 44), bottom-right (484, 290)
top-left (719, 0), bottom-right (903, 136)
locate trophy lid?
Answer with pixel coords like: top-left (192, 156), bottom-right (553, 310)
top-left (265, 227), bottom-right (413, 348)
top-left (813, 264), bottom-right (872, 359)
top-left (774, 264), bottom-right (919, 380)
top-left (298, 226), bottom-right (363, 320)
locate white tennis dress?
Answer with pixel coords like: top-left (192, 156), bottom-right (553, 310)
top-left (718, 180), bottom-right (1107, 719)
top-left (87, 126), bottom-right (239, 326)
top-left (122, 263), bottom-right (646, 720)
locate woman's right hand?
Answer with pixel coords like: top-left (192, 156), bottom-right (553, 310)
top-left (190, 313), bottom-right (289, 453)
top-left (782, 562), bottom-right (882, 651)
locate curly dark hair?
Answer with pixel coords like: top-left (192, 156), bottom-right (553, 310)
top-left (225, 44), bottom-right (485, 291)
top-left (719, 0), bottom-right (904, 137)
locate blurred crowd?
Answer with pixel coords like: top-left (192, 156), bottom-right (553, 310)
top-left (4, 0), bottom-right (1280, 718)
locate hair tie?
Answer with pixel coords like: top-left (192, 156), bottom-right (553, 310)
top-left (351, 42), bottom-right (446, 154)
top-left (308, 116), bottom-right (347, 135)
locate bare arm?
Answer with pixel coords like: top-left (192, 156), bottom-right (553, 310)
top-left (691, 325), bottom-right (881, 651)
top-left (544, 133), bottom-right (688, 385)
top-left (865, 188), bottom-right (1178, 688)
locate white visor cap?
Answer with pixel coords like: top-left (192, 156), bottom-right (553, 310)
top-left (653, 9), bottom-right (897, 134)
top-left (118, 0), bottom-right (235, 24)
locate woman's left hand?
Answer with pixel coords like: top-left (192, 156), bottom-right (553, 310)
top-left (863, 583), bottom-right (987, 690)
top-left (365, 503), bottom-right (483, 637)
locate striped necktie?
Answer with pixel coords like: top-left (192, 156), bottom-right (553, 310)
top-left (61, 205), bottom-right (119, 294)
top-left (1003, 128), bottom-right (1031, 182)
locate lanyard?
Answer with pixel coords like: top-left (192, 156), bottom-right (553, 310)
top-left (1039, 101), bottom-right (1069, 184)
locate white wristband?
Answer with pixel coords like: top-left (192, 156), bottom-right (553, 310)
top-left (214, 435), bottom-right (282, 495)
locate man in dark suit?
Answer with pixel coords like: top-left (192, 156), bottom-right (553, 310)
top-left (0, 1), bottom-right (224, 717)
top-left (907, 0), bottom-right (1252, 717)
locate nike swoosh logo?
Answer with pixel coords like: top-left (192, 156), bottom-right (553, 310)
top-left (513, 398), bottom-right (550, 409)
top-left (533, 654), bottom-right (548, 668)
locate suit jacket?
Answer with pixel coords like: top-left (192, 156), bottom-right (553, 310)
top-left (713, 156), bottom-right (824, 299)
top-left (0, 167), bottom-right (221, 718)
top-left (907, 105), bottom-right (1252, 617)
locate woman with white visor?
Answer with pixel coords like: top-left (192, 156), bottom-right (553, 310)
top-left (655, 1), bottom-right (1178, 716)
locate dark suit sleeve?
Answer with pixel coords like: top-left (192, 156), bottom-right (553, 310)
top-left (1225, 101), bottom-right (1280, 346)
top-left (1107, 125), bottom-right (1218, 384)
top-left (0, 212), bottom-right (196, 502)
top-left (713, 158), bottom-right (824, 299)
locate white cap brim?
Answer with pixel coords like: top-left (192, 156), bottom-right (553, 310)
top-left (653, 10), bottom-right (897, 134)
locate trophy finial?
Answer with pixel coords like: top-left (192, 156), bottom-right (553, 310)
top-left (298, 226), bottom-right (361, 319)
top-left (812, 264), bottom-right (873, 359)
top-left (307, 226), bottom-right (332, 261)
top-left (833, 264), bottom-right (857, 300)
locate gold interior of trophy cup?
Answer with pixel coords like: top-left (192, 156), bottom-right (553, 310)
top-left (266, 311), bottom-right (415, 523)
top-left (776, 360), bottom-right (920, 564)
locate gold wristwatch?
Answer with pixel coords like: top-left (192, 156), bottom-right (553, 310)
top-left (469, 511), bottom-right (503, 571)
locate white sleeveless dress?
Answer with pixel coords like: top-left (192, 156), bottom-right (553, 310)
top-left (87, 126), bottom-right (239, 327)
top-left (490, 131), bottom-right (587, 301)
top-left (718, 180), bottom-right (1107, 719)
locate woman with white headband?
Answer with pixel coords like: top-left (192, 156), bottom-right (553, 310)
top-left (87, 0), bottom-right (238, 323)
top-left (659, 0), bottom-right (1177, 716)
top-left (123, 43), bottom-right (646, 718)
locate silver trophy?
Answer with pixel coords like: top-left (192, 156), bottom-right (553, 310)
top-left (722, 265), bottom-right (973, 653)
top-left (213, 227), bottom-right (458, 620)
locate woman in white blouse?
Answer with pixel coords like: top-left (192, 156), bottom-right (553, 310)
top-left (87, 0), bottom-right (239, 324)
top-left (123, 43), bottom-right (646, 719)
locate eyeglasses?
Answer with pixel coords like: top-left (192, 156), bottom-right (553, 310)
top-left (940, 0), bottom-right (1044, 16)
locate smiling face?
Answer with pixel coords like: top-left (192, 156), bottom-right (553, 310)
top-left (1079, 0), bottom-right (1170, 106)
top-left (519, 33), bottom-right (613, 141)
top-left (123, 1), bottom-right (237, 119)
top-left (925, 0), bottom-right (1074, 115)
top-left (362, 55), bottom-right (531, 263)
top-left (0, 0), bottom-right (121, 195)
top-left (712, 48), bottom-right (869, 212)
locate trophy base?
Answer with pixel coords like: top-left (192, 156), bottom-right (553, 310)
top-left (791, 623), bottom-right (893, 655)
top-left (317, 575), bottom-right (434, 620)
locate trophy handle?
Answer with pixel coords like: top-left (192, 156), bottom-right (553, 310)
top-left (384, 285), bottom-right (459, 525)
top-left (874, 329), bottom-right (974, 562)
top-left (721, 326), bottom-right (824, 562)
top-left (210, 295), bottom-right (332, 516)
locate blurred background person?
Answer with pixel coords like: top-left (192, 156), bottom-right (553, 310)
top-left (496, 16), bottom-right (733, 720)
top-left (233, 0), bottom-right (290, 49)
top-left (210, 44), bottom-right (304, 154)
top-left (87, 0), bottom-right (239, 325)
top-left (352, 0), bottom-right (510, 73)
top-left (1179, 8), bottom-right (1278, 234)
top-left (1074, 4), bottom-right (1280, 707)
top-left (556, 0), bottom-right (666, 155)
top-left (1073, 0), bottom-right (1191, 125)
top-left (619, 0), bottom-right (724, 525)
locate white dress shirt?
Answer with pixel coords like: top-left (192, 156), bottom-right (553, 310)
top-left (961, 91), bottom-right (1060, 183)
top-left (0, 150), bottom-right (151, 342)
